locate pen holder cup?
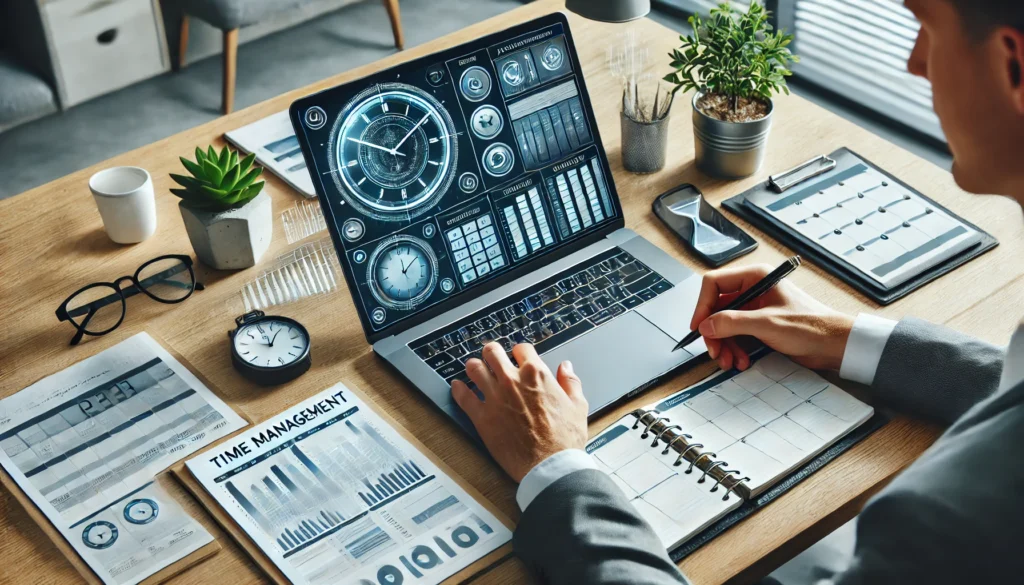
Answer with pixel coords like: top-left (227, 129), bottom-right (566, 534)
top-left (621, 111), bottom-right (671, 174)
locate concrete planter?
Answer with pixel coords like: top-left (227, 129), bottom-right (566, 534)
top-left (179, 191), bottom-right (272, 270)
top-left (692, 91), bottom-right (774, 179)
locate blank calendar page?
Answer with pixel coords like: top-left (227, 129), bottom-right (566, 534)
top-left (746, 163), bottom-right (982, 288)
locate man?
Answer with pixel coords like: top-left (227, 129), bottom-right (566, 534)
top-left (450, 1), bottom-right (1024, 583)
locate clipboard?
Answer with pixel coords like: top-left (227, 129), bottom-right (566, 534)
top-left (171, 381), bottom-right (514, 585)
top-left (723, 147), bottom-right (998, 305)
top-left (0, 334), bottom-right (251, 585)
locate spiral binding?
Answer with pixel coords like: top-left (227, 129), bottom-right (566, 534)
top-left (630, 408), bottom-right (752, 501)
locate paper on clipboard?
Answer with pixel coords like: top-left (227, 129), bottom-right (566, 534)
top-left (0, 332), bottom-right (247, 584)
top-left (186, 383), bottom-right (512, 585)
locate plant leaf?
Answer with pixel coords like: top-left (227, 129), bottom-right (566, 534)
top-left (662, 0), bottom-right (797, 107)
top-left (201, 185), bottom-right (229, 199)
top-left (207, 145), bottom-right (217, 162)
top-left (218, 146), bottom-right (229, 167)
top-left (170, 188), bottom-right (213, 207)
top-left (201, 158), bottom-right (225, 187)
top-left (170, 173), bottom-right (203, 190)
top-left (233, 166), bottom-right (264, 193)
top-left (240, 182), bottom-right (264, 202)
top-left (238, 152), bottom-right (256, 176)
top-left (221, 165), bottom-right (241, 191)
top-left (179, 156), bottom-right (205, 180)
top-left (228, 149), bottom-right (238, 170)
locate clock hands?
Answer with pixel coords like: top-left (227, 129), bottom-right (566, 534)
top-left (269, 330), bottom-right (281, 347)
top-left (346, 136), bottom-right (407, 157)
top-left (390, 113), bottom-right (431, 154)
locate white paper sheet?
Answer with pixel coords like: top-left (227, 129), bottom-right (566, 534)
top-left (745, 162), bottom-right (983, 288)
top-left (589, 350), bottom-right (875, 542)
top-left (186, 384), bottom-right (511, 585)
top-left (586, 422), bottom-right (744, 551)
top-left (0, 333), bottom-right (245, 584)
top-left (224, 110), bottom-right (316, 198)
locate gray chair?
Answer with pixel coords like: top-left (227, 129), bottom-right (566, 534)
top-left (0, 51), bottom-right (57, 133)
top-left (176, 0), bottom-right (405, 114)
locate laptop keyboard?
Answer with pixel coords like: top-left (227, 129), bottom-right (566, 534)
top-left (410, 247), bottom-right (674, 386)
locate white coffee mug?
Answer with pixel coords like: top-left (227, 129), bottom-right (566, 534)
top-left (89, 166), bottom-right (157, 244)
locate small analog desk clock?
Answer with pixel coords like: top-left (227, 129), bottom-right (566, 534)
top-left (229, 311), bottom-right (311, 385)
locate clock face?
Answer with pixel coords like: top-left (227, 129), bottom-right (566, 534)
top-left (233, 319), bottom-right (310, 368)
top-left (334, 83), bottom-right (458, 221)
top-left (366, 234), bottom-right (438, 311)
top-left (124, 498), bottom-right (159, 524)
top-left (82, 521), bottom-right (118, 549)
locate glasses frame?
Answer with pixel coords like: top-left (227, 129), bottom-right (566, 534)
top-left (56, 254), bottom-right (200, 346)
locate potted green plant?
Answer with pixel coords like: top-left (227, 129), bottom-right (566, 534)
top-left (171, 145), bottom-right (271, 270)
top-left (664, 1), bottom-right (798, 179)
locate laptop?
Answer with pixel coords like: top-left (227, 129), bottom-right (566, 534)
top-left (290, 13), bottom-right (706, 435)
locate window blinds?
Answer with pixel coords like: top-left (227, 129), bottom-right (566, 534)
top-left (793, 0), bottom-right (942, 140)
top-left (655, 0), bottom-right (944, 142)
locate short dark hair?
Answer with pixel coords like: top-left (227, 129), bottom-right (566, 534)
top-left (948, 0), bottom-right (1024, 40)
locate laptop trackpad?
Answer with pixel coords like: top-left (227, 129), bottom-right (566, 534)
top-left (636, 275), bottom-right (708, 356)
top-left (541, 311), bottom-right (693, 414)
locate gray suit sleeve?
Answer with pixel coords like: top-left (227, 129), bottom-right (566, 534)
top-left (831, 489), bottom-right (989, 585)
top-left (871, 317), bottom-right (1004, 424)
top-left (514, 469), bottom-right (689, 585)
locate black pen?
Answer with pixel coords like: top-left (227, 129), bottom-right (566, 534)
top-left (674, 255), bottom-right (802, 351)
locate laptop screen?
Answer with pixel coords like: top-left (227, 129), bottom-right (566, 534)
top-left (291, 13), bottom-right (621, 340)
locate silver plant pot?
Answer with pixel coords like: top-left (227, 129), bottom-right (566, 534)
top-left (691, 92), bottom-right (774, 179)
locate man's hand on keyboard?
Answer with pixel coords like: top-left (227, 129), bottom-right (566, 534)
top-left (451, 342), bottom-right (588, 483)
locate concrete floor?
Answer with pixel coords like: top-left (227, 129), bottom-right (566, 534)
top-left (0, 0), bottom-right (521, 199)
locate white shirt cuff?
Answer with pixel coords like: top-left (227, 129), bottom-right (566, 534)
top-left (516, 449), bottom-right (598, 512)
top-left (839, 313), bottom-right (898, 385)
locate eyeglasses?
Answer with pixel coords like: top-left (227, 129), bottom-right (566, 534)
top-left (56, 255), bottom-right (203, 345)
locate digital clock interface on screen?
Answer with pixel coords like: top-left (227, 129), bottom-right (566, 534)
top-left (295, 18), bottom-right (620, 332)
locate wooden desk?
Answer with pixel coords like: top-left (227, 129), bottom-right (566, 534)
top-left (2, 1), bottom-right (1022, 583)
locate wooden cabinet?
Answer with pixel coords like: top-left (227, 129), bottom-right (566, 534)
top-left (39, 0), bottom-right (170, 107)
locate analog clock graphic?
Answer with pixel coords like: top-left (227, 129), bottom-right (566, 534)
top-left (366, 234), bottom-right (439, 311)
top-left (124, 498), bottom-right (159, 524)
top-left (333, 83), bottom-right (458, 221)
top-left (83, 521), bottom-right (118, 549)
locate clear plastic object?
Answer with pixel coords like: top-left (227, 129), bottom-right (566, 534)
top-left (281, 200), bottom-right (327, 244)
top-left (240, 237), bottom-right (341, 311)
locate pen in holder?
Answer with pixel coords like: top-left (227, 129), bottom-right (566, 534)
top-left (608, 30), bottom-right (673, 173)
top-left (620, 80), bottom-right (674, 174)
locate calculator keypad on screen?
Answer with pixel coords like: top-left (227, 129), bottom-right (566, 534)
top-left (447, 214), bottom-right (506, 284)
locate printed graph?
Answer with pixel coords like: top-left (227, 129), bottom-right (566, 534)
top-left (214, 410), bottom-right (435, 555)
top-left (357, 459), bottom-right (427, 506)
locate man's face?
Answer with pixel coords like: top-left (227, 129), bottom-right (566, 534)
top-left (905, 0), bottom-right (1024, 197)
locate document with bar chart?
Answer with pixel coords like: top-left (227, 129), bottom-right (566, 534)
top-left (186, 384), bottom-right (511, 585)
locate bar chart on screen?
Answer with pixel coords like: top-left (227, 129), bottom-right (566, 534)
top-left (187, 385), bottom-right (511, 585)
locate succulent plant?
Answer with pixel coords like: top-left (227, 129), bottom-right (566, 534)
top-left (170, 145), bottom-right (264, 211)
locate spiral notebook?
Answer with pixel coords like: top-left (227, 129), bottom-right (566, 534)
top-left (586, 352), bottom-right (875, 552)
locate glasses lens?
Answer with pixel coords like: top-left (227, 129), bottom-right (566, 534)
top-left (138, 258), bottom-right (193, 301)
top-left (66, 285), bottom-right (124, 333)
